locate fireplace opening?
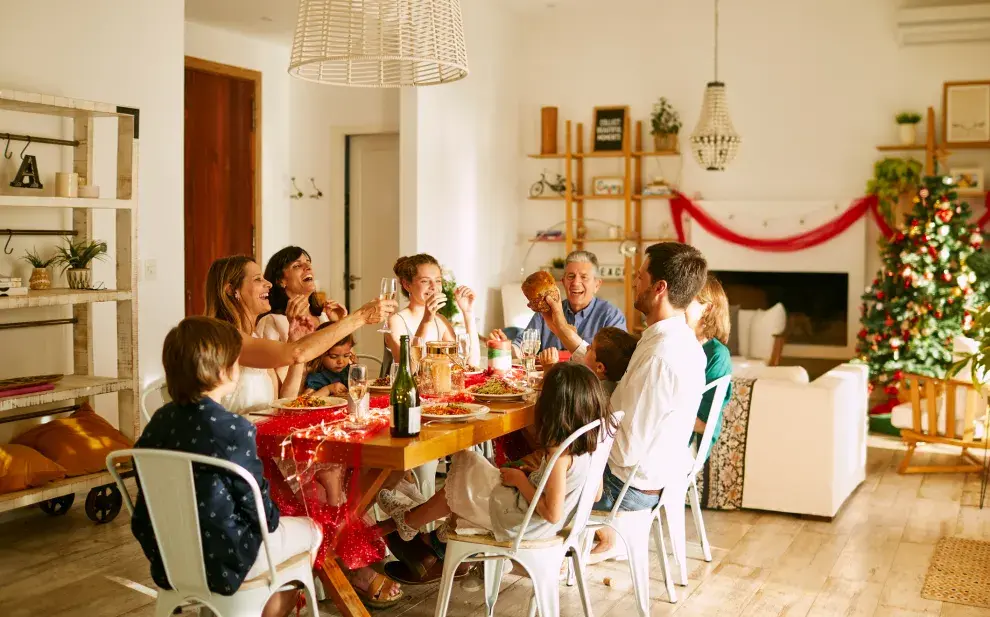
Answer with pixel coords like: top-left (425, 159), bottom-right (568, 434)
top-left (712, 270), bottom-right (849, 347)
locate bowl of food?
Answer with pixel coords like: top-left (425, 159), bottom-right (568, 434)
top-left (422, 402), bottom-right (490, 421)
top-left (468, 377), bottom-right (530, 401)
top-left (273, 395), bottom-right (347, 411)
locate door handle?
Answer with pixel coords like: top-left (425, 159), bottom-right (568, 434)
top-left (348, 275), bottom-right (362, 282)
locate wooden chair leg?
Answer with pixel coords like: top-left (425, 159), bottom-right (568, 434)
top-left (898, 443), bottom-right (917, 474)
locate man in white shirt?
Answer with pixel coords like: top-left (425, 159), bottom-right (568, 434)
top-left (539, 242), bottom-right (707, 552)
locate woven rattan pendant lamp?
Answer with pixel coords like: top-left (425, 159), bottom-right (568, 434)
top-left (288, 0), bottom-right (469, 87)
top-left (690, 0), bottom-right (740, 171)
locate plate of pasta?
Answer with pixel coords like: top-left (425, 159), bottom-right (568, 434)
top-left (369, 376), bottom-right (391, 393)
top-left (467, 377), bottom-right (531, 401)
top-left (422, 402), bottom-right (490, 421)
top-left (273, 395), bottom-right (347, 411)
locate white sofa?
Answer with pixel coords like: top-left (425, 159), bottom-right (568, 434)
top-left (732, 362), bottom-right (869, 519)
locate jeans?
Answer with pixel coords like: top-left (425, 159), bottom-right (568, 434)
top-left (592, 465), bottom-right (661, 512)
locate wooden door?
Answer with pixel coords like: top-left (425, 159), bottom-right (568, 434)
top-left (184, 58), bottom-right (259, 316)
top-left (347, 133), bottom-right (400, 352)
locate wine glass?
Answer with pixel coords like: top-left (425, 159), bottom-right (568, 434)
top-left (378, 278), bottom-right (398, 334)
top-left (456, 332), bottom-right (472, 368)
top-left (411, 336), bottom-right (427, 373)
top-left (348, 364), bottom-right (369, 424)
top-left (521, 329), bottom-right (540, 380)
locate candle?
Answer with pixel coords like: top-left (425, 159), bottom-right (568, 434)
top-left (55, 172), bottom-right (78, 198)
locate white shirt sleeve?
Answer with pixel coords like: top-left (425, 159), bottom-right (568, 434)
top-left (609, 355), bottom-right (673, 471)
top-left (571, 341), bottom-right (590, 363)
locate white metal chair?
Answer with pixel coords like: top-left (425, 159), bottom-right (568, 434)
top-left (583, 376), bottom-right (731, 612)
top-left (356, 353), bottom-right (383, 376)
top-left (140, 377), bottom-right (169, 427)
top-left (106, 449), bottom-right (320, 617)
top-left (434, 411), bottom-right (624, 617)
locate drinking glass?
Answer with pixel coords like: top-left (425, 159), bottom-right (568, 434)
top-left (348, 364), bottom-right (369, 424)
top-left (456, 332), bottom-right (472, 368)
top-left (389, 362), bottom-right (399, 386)
top-left (521, 329), bottom-right (540, 383)
top-left (410, 336), bottom-right (427, 373)
top-left (377, 278), bottom-right (398, 334)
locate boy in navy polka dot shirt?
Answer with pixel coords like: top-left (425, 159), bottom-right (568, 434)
top-left (132, 317), bottom-right (322, 617)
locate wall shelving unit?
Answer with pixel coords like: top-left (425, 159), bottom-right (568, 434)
top-left (0, 90), bottom-right (138, 523)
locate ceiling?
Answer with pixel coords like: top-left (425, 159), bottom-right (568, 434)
top-left (185, 0), bottom-right (298, 44)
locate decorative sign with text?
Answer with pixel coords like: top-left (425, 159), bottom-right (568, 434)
top-left (593, 106), bottom-right (628, 152)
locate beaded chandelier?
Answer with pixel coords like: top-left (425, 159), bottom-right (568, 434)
top-left (288, 0), bottom-right (469, 88)
top-left (690, 0), bottom-right (740, 171)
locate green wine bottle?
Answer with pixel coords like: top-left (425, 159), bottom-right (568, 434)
top-left (390, 335), bottom-right (421, 438)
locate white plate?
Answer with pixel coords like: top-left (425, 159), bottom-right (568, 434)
top-left (422, 402), bottom-right (490, 421)
top-left (467, 388), bottom-right (532, 401)
top-left (272, 396), bottom-right (347, 411)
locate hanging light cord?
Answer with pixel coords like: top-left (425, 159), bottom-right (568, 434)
top-left (713, 0), bottom-right (720, 82)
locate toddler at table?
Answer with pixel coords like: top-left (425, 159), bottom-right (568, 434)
top-left (131, 316), bottom-right (322, 617)
top-left (380, 363), bottom-right (616, 555)
top-left (303, 325), bottom-right (354, 397)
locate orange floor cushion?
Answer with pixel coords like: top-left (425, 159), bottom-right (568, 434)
top-left (0, 444), bottom-right (68, 494)
top-left (13, 404), bottom-right (133, 477)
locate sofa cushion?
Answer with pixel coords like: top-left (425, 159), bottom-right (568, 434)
top-left (732, 362), bottom-right (809, 383)
top-left (748, 303), bottom-right (787, 362)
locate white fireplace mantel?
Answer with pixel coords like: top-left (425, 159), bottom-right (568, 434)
top-left (686, 200), bottom-right (867, 360)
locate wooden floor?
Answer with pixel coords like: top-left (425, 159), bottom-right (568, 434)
top-left (0, 436), bottom-right (988, 617)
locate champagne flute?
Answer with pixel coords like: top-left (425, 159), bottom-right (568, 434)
top-left (521, 329), bottom-right (540, 382)
top-left (456, 332), bottom-right (472, 368)
top-left (348, 364), bottom-right (369, 424)
top-left (378, 278), bottom-right (398, 334)
top-left (411, 336), bottom-right (426, 372)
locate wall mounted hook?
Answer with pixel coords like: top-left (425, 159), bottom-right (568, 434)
top-left (3, 136), bottom-right (10, 159)
top-left (290, 177), bottom-right (303, 200)
top-left (309, 177), bottom-right (323, 199)
top-left (19, 136), bottom-right (30, 160)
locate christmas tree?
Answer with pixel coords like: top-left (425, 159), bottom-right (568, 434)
top-left (857, 175), bottom-right (986, 398)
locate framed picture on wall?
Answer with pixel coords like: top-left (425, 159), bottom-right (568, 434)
top-left (592, 106), bottom-right (628, 152)
top-left (943, 81), bottom-right (990, 146)
top-left (949, 168), bottom-right (985, 196)
top-left (592, 176), bottom-right (624, 196)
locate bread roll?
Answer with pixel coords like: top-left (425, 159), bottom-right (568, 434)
top-left (522, 271), bottom-right (560, 313)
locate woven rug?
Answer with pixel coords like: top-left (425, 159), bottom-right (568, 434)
top-left (922, 536), bottom-right (990, 608)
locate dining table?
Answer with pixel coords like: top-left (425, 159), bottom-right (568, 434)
top-left (253, 397), bottom-right (536, 617)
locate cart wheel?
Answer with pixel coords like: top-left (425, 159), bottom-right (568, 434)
top-left (529, 181), bottom-right (544, 197)
top-left (39, 493), bottom-right (75, 516)
top-left (85, 485), bottom-right (122, 524)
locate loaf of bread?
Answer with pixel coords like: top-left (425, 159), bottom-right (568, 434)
top-left (521, 270), bottom-right (560, 313)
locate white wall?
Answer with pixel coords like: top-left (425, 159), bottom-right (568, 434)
top-left (288, 81), bottom-right (399, 303)
top-left (185, 22), bottom-right (292, 267)
top-left (403, 0), bottom-right (523, 333)
top-left (0, 1), bottom-right (183, 436)
top-left (515, 0), bottom-right (990, 294)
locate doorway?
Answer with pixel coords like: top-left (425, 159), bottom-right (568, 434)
top-left (346, 133), bottom-right (400, 352)
top-left (184, 56), bottom-right (261, 316)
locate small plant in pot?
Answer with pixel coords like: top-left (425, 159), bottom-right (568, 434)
top-left (549, 257), bottom-right (566, 280)
top-left (650, 97), bottom-right (682, 152)
top-left (21, 247), bottom-right (56, 290)
top-left (895, 111), bottom-right (922, 146)
top-left (54, 238), bottom-right (107, 290)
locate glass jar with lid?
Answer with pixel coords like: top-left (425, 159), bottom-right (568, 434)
top-left (418, 341), bottom-right (457, 396)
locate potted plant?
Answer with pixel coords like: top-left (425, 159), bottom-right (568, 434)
top-left (650, 97), bottom-right (682, 152)
top-left (54, 238), bottom-right (108, 289)
top-left (21, 247), bottom-right (56, 290)
top-left (866, 157), bottom-right (923, 225)
top-left (549, 257), bottom-right (566, 280)
top-left (895, 111), bottom-right (922, 146)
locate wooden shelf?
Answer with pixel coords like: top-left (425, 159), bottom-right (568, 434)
top-left (0, 288), bottom-right (132, 310)
top-left (0, 375), bottom-right (132, 413)
top-left (573, 151), bottom-right (625, 159)
top-left (529, 238), bottom-right (566, 243)
top-left (876, 144), bottom-right (926, 151)
top-left (527, 153), bottom-right (568, 159)
top-left (527, 195), bottom-right (566, 201)
top-left (577, 238), bottom-right (625, 243)
top-left (576, 194), bottom-right (625, 200)
top-left (0, 196), bottom-right (133, 209)
top-left (0, 90), bottom-right (130, 119)
top-left (633, 194), bottom-right (673, 200)
top-left (0, 468), bottom-right (127, 513)
top-left (632, 150), bottom-right (680, 157)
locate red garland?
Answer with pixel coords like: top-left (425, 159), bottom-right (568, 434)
top-left (668, 190), bottom-right (989, 252)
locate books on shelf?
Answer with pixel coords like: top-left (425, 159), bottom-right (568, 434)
top-left (0, 277), bottom-right (26, 296)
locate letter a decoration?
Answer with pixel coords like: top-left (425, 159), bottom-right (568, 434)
top-left (10, 155), bottom-right (43, 189)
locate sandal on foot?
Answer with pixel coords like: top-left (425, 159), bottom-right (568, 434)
top-left (384, 532), bottom-right (469, 585)
top-left (351, 571), bottom-right (403, 609)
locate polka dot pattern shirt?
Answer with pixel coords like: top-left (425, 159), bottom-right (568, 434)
top-left (130, 397), bottom-right (280, 595)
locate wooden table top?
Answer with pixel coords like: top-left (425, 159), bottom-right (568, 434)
top-left (313, 400), bottom-right (535, 471)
